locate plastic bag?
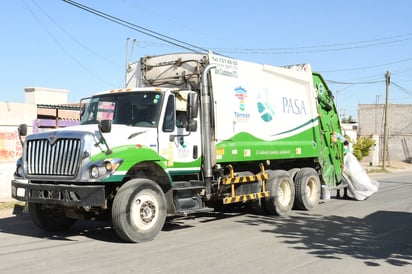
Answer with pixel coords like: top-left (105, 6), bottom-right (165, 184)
top-left (343, 152), bottom-right (379, 200)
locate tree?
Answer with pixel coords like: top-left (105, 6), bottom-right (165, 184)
top-left (352, 135), bottom-right (375, 161)
top-left (341, 115), bottom-right (356, 123)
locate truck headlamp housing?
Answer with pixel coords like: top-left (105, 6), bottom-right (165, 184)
top-left (87, 159), bottom-right (122, 180)
top-left (14, 158), bottom-right (25, 178)
top-left (15, 165), bottom-right (24, 178)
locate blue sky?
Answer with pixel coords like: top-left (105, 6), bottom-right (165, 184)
top-left (2, 0), bottom-right (412, 120)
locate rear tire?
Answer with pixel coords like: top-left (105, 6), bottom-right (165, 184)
top-left (250, 172), bottom-right (265, 214)
top-left (293, 168), bottom-right (321, 210)
top-left (112, 178), bottom-right (166, 243)
top-left (264, 170), bottom-right (295, 216)
top-left (288, 168), bottom-right (300, 180)
top-left (28, 203), bottom-right (76, 232)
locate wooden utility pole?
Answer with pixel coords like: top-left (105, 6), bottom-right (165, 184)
top-left (382, 71), bottom-right (390, 169)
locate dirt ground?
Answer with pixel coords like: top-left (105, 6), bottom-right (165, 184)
top-left (361, 159), bottom-right (412, 173)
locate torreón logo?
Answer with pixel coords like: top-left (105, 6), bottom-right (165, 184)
top-left (235, 86), bottom-right (247, 111)
top-left (234, 87), bottom-right (250, 122)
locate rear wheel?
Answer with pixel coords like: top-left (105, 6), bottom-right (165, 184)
top-left (288, 168), bottom-right (300, 180)
top-left (264, 170), bottom-right (295, 216)
top-left (112, 178), bottom-right (166, 243)
top-left (293, 168), bottom-right (321, 210)
top-left (28, 203), bottom-right (76, 232)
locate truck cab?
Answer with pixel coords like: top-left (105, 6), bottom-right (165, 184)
top-left (80, 88), bottom-right (202, 174)
top-left (12, 86), bottom-right (205, 242)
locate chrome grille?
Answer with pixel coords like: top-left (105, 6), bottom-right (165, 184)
top-left (26, 138), bottom-right (82, 176)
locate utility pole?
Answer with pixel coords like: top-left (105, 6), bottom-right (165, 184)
top-left (382, 71), bottom-right (390, 169)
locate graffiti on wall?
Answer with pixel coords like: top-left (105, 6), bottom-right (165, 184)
top-left (0, 130), bottom-right (23, 161)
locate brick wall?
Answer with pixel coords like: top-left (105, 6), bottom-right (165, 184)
top-left (358, 104), bottom-right (412, 161)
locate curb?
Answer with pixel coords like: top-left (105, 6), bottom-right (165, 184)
top-left (0, 200), bottom-right (26, 219)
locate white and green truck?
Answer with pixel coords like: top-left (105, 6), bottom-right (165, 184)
top-left (11, 52), bottom-right (344, 242)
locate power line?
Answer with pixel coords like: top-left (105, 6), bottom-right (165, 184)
top-left (326, 79), bottom-right (384, 85)
top-left (326, 78), bottom-right (412, 101)
top-left (23, 0), bottom-right (115, 86)
top-left (392, 81), bottom-right (412, 96)
top-left (320, 57), bottom-right (412, 73)
top-left (208, 33), bottom-right (412, 54)
top-left (31, 0), bottom-right (122, 68)
top-left (62, 0), bottom-right (209, 54)
top-left (62, 0), bottom-right (412, 55)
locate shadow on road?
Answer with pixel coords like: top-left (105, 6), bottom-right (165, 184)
top-left (1, 204), bottom-right (411, 266)
top-left (0, 213), bottom-right (125, 243)
top-left (238, 210), bottom-right (412, 267)
top-left (0, 208), bottom-right (242, 243)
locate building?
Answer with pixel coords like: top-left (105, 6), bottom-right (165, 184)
top-left (358, 104), bottom-right (412, 163)
top-left (0, 88), bottom-right (80, 199)
top-left (341, 122), bottom-right (358, 143)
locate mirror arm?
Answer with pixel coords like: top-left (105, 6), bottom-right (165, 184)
top-left (97, 122), bottom-right (112, 155)
top-left (169, 131), bottom-right (191, 142)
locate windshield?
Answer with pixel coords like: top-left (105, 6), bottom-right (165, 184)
top-left (80, 92), bottom-right (163, 127)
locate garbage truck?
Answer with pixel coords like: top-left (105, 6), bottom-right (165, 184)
top-left (11, 52), bottom-right (344, 243)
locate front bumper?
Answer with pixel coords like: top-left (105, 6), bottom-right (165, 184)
top-left (11, 180), bottom-right (106, 207)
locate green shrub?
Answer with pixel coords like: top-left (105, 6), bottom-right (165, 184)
top-left (352, 135), bottom-right (375, 161)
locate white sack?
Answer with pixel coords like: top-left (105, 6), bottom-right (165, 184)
top-left (343, 152), bottom-right (379, 200)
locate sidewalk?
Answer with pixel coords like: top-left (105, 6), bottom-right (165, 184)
top-left (361, 159), bottom-right (412, 174)
top-left (0, 199), bottom-right (25, 218)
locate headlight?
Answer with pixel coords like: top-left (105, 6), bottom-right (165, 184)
top-left (89, 166), bottom-right (100, 179)
top-left (104, 161), bottom-right (112, 171)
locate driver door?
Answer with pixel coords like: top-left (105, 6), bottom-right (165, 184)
top-left (158, 94), bottom-right (202, 176)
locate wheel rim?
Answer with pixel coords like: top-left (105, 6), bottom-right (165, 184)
top-left (130, 191), bottom-right (159, 231)
top-left (278, 179), bottom-right (292, 206)
top-left (306, 178), bottom-right (317, 202)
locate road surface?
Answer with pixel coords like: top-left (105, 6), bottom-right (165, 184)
top-left (0, 171), bottom-right (411, 274)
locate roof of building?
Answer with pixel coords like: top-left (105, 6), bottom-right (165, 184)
top-left (36, 104), bottom-right (81, 121)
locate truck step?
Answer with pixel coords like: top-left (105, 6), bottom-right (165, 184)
top-left (173, 196), bottom-right (203, 211)
top-left (175, 207), bottom-right (215, 216)
top-left (172, 181), bottom-right (210, 215)
top-left (173, 180), bottom-right (205, 191)
top-left (173, 185), bottom-right (205, 191)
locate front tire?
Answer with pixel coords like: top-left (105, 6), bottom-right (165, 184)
top-left (28, 203), bottom-right (76, 232)
top-left (112, 178), bottom-right (167, 243)
top-left (264, 170), bottom-right (295, 216)
top-left (293, 168), bottom-right (321, 210)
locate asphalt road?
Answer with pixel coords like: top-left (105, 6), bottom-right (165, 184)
top-left (0, 172), bottom-right (411, 274)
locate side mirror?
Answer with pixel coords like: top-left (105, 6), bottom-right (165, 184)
top-left (187, 92), bottom-right (199, 119)
top-left (99, 119), bottom-right (112, 133)
top-left (97, 120), bottom-right (112, 155)
top-left (17, 124), bottom-right (27, 147)
top-left (18, 124), bottom-right (27, 137)
top-left (186, 120), bottom-right (197, 132)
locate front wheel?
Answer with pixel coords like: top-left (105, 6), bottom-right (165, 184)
top-left (264, 170), bottom-right (295, 216)
top-left (28, 203), bottom-right (76, 232)
top-left (112, 178), bottom-right (167, 243)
